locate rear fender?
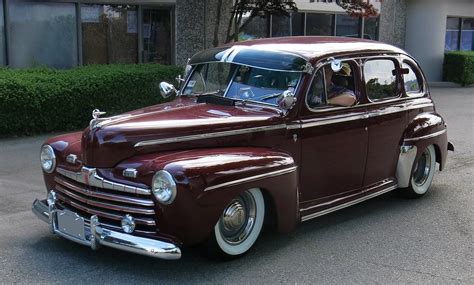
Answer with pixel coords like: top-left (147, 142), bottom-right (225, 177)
top-left (396, 112), bottom-right (448, 187)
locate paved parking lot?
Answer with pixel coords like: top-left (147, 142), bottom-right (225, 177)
top-left (0, 87), bottom-right (473, 284)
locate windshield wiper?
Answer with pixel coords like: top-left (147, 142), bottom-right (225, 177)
top-left (254, 92), bottom-right (282, 101)
top-left (190, 89), bottom-right (225, 96)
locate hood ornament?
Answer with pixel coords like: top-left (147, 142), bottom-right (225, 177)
top-left (90, 109), bottom-right (106, 129)
top-left (92, 109), bottom-right (106, 120)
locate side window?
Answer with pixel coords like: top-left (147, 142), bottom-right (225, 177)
top-left (307, 61), bottom-right (358, 109)
top-left (306, 69), bottom-right (326, 108)
top-left (364, 59), bottom-right (399, 100)
top-left (402, 62), bottom-right (422, 94)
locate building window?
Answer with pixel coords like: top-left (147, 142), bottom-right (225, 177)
top-left (306, 13), bottom-right (334, 36)
top-left (271, 14), bottom-right (291, 37)
top-left (81, 5), bottom-right (138, 65)
top-left (445, 17), bottom-right (474, 51)
top-left (142, 8), bottom-right (172, 64)
top-left (445, 17), bottom-right (461, 51)
top-left (8, 1), bottom-right (78, 68)
top-left (291, 12), bottom-right (305, 36)
top-left (364, 16), bottom-right (379, 40)
top-left (461, 18), bottom-right (474, 51)
top-left (335, 14), bottom-right (361, 38)
top-left (286, 12), bottom-right (377, 39)
top-left (240, 15), bottom-right (269, 40)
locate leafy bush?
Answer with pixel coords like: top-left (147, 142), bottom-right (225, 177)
top-left (443, 51), bottom-right (474, 86)
top-left (0, 64), bottom-right (182, 136)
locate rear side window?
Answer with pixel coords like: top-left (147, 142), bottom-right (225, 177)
top-left (402, 62), bottom-right (422, 94)
top-left (364, 59), bottom-right (398, 100)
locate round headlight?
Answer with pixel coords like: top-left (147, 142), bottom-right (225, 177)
top-left (40, 145), bottom-right (56, 173)
top-left (152, 170), bottom-right (177, 205)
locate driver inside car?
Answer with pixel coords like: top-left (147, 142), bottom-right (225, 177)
top-left (324, 63), bottom-right (357, 107)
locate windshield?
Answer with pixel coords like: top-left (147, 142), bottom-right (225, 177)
top-left (182, 63), bottom-right (301, 106)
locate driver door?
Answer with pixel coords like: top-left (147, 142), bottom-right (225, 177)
top-left (299, 63), bottom-right (369, 216)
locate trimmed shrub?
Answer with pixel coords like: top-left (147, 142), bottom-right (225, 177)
top-left (443, 51), bottom-right (474, 86)
top-left (0, 64), bottom-right (182, 136)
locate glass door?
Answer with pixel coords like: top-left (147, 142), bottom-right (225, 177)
top-left (142, 8), bottom-right (172, 64)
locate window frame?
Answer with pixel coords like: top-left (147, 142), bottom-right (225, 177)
top-left (304, 58), bottom-right (361, 113)
top-left (400, 59), bottom-right (425, 97)
top-left (362, 57), bottom-right (402, 103)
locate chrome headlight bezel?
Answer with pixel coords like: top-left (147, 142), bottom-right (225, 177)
top-left (40, 145), bottom-right (56, 173)
top-left (152, 170), bottom-right (177, 205)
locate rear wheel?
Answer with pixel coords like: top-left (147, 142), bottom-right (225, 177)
top-left (402, 145), bottom-right (436, 198)
top-left (208, 188), bottom-right (265, 259)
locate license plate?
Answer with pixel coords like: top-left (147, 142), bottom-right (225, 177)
top-left (56, 210), bottom-right (86, 241)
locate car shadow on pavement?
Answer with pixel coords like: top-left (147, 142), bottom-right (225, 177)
top-left (21, 189), bottom-right (443, 283)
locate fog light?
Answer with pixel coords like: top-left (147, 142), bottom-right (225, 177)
top-left (121, 214), bottom-right (135, 233)
top-left (47, 190), bottom-right (57, 206)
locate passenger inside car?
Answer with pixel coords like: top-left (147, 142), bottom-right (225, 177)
top-left (324, 63), bottom-right (357, 107)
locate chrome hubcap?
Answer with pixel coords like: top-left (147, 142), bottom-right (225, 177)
top-left (413, 148), bottom-right (432, 187)
top-left (219, 191), bottom-right (256, 245)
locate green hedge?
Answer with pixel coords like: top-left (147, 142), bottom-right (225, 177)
top-left (443, 51), bottom-right (474, 86)
top-left (0, 64), bottom-right (182, 136)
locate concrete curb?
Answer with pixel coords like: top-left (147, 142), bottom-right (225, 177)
top-left (428, 81), bottom-right (463, 88)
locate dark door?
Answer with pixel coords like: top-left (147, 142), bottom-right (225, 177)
top-left (142, 8), bottom-right (172, 64)
top-left (299, 62), bottom-right (369, 211)
top-left (362, 58), bottom-right (407, 185)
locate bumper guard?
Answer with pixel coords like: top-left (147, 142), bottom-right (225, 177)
top-left (32, 199), bottom-right (181, 260)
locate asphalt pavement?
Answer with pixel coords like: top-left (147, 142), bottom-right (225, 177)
top-left (0, 87), bottom-right (473, 284)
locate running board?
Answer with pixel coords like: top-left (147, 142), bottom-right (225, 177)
top-left (300, 185), bottom-right (398, 222)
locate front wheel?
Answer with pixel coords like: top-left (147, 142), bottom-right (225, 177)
top-left (208, 188), bottom-right (265, 259)
top-left (402, 145), bottom-right (437, 198)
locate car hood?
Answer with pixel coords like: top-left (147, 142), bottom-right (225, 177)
top-left (81, 97), bottom-right (284, 168)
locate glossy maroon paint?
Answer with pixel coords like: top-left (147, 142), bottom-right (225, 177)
top-left (41, 37), bottom-right (450, 247)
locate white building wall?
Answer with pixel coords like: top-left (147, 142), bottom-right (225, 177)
top-left (405, 0), bottom-right (474, 81)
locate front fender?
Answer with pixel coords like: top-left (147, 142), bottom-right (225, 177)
top-left (396, 112), bottom-right (448, 187)
top-left (119, 147), bottom-right (298, 245)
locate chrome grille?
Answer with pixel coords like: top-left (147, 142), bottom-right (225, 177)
top-left (53, 169), bottom-right (156, 234)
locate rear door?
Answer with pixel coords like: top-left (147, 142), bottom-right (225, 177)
top-left (362, 57), bottom-right (408, 186)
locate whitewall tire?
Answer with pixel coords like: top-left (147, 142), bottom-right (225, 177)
top-left (404, 145), bottom-right (437, 198)
top-left (209, 188), bottom-right (265, 258)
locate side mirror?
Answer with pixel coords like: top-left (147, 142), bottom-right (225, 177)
top-left (277, 90), bottom-right (296, 110)
top-left (159, 82), bottom-right (177, 99)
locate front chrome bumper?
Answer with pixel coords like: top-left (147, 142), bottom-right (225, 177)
top-left (32, 199), bottom-right (181, 260)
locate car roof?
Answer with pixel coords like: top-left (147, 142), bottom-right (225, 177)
top-left (223, 36), bottom-right (407, 62)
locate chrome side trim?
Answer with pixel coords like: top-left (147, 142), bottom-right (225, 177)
top-left (57, 167), bottom-right (151, 195)
top-left (396, 145), bottom-right (417, 188)
top-left (300, 179), bottom-right (395, 212)
top-left (32, 199), bottom-right (181, 260)
top-left (134, 124), bottom-right (287, 148)
top-left (300, 184), bottom-right (398, 222)
top-left (301, 113), bottom-right (367, 128)
top-left (300, 103), bottom-right (434, 129)
top-left (404, 129), bottom-right (446, 142)
top-left (204, 166), bottom-right (297, 192)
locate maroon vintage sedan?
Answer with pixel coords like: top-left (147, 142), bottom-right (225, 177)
top-left (33, 37), bottom-right (453, 260)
